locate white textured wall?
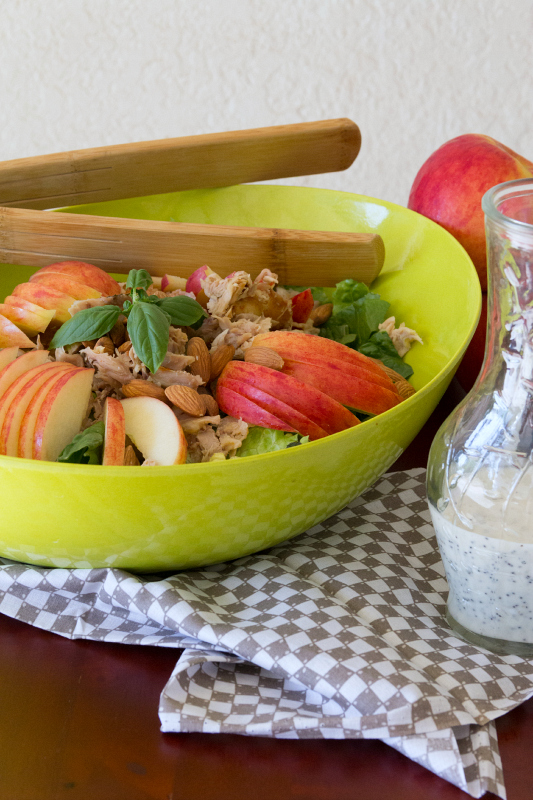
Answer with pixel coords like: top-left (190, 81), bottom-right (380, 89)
top-left (2, 0), bottom-right (532, 206)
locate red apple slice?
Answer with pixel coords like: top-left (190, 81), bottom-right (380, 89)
top-left (216, 385), bottom-right (297, 433)
top-left (30, 261), bottom-right (121, 296)
top-left (160, 274), bottom-right (187, 292)
top-left (17, 367), bottom-right (94, 460)
top-left (291, 289), bottom-right (314, 323)
top-left (0, 363), bottom-right (74, 456)
top-left (103, 397), bottom-right (126, 466)
top-left (185, 265), bottom-right (216, 307)
top-left (281, 359), bottom-right (401, 415)
top-left (0, 349), bottom-right (50, 398)
top-left (0, 347), bottom-right (20, 372)
top-left (218, 377), bottom-right (328, 440)
top-left (219, 362), bottom-right (359, 436)
top-left (12, 283), bottom-right (76, 324)
top-left (29, 273), bottom-right (102, 301)
top-left (252, 331), bottom-right (388, 379)
top-left (0, 303), bottom-right (55, 335)
top-left (120, 396), bottom-right (187, 465)
top-left (0, 314), bottom-right (35, 348)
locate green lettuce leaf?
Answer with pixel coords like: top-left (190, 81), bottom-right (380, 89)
top-left (57, 421), bottom-right (105, 464)
top-left (358, 330), bottom-right (414, 378)
top-left (237, 427), bottom-right (308, 457)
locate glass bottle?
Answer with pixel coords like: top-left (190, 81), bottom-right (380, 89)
top-left (427, 178), bottom-right (533, 656)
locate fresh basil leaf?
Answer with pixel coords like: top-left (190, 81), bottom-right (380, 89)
top-left (156, 295), bottom-right (207, 326)
top-left (358, 331), bottom-right (414, 379)
top-left (127, 301), bottom-right (170, 373)
top-left (50, 305), bottom-right (121, 348)
top-left (126, 269), bottom-right (153, 292)
top-left (57, 421), bottom-right (105, 464)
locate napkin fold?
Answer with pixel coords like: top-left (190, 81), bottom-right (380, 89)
top-left (2, 468), bottom-right (532, 799)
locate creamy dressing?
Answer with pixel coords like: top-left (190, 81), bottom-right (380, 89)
top-left (429, 466), bottom-right (533, 644)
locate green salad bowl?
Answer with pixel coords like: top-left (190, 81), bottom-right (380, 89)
top-left (0, 185), bottom-right (480, 571)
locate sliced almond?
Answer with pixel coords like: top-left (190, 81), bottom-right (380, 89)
top-left (371, 360), bottom-right (416, 399)
top-left (187, 337), bottom-right (211, 384)
top-left (123, 444), bottom-right (140, 466)
top-left (309, 303), bottom-right (333, 325)
top-left (122, 380), bottom-right (168, 402)
top-left (245, 346), bottom-right (284, 370)
top-left (210, 344), bottom-right (235, 380)
top-left (165, 384), bottom-right (207, 417)
top-left (95, 336), bottom-right (115, 356)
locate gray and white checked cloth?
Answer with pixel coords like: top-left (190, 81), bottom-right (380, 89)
top-left (1, 468), bottom-right (533, 799)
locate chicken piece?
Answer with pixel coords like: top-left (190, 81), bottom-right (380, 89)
top-left (202, 271), bottom-right (252, 318)
top-left (216, 416), bottom-right (249, 456)
top-left (210, 314), bottom-right (272, 357)
top-left (231, 283), bottom-right (292, 328)
top-left (54, 346), bottom-right (84, 367)
top-left (378, 316), bottom-right (423, 358)
top-left (81, 348), bottom-right (133, 387)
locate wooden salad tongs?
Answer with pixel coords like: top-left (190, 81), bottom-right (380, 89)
top-left (0, 118), bottom-right (385, 287)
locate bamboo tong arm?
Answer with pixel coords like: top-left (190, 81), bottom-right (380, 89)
top-left (0, 119), bottom-right (361, 210)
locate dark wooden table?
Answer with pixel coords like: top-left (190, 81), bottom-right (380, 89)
top-left (1, 379), bottom-right (531, 800)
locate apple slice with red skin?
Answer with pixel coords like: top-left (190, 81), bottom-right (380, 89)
top-left (218, 361), bottom-right (359, 436)
top-left (18, 367), bottom-right (94, 461)
top-left (0, 302), bottom-right (55, 336)
top-left (0, 314), bottom-right (36, 348)
top-left (29, 273), bottom-right (102, 301)
top-left (12, 283), bottom-right (77, 324)
top-left (218, 377), bottom-right (329, 440)
top-left (216, 385), bottom-right (297, 433)
top-left (120, 396), bottom-right (187, 465)
top-left (185, 265), bottom-right (217, 307)
top-left (252, 331), bottom-right (389, 379)
top-left (103, 397), bottom-right (126, 466)
top-left (30, 261), bottom-right (121, 297)
top-left (281, 358), bottom-right (401, 416)
top-left (160, 274), bottom-right (187, 292)
top-left (0, 362), bottom-right (74, 456)
top-left (0, 349), bottom-right (50, 398)
top-left (291, 289), bottom-right (314, 323)
top-left (0, 347), bottom-right (20, 372)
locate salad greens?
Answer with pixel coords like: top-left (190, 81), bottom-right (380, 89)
top-left (237, 427), bottom-right (309, 458)
top-left (57, 421), bottom-right (105, 464)
top-left (50, 269), bottom-right (206, 373)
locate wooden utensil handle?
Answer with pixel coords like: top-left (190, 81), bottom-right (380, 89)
top-left (0, 206), bottom-right (384, 287)
top-left (0, 119), bottom-right (360, 211)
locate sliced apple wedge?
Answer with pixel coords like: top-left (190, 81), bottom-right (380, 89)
top-left (0, 302), bottom-right (55, 336)
top-left (18, 367), bottom-right (94, 461)
top-left (120, 396), bottom-right (187, 466)
top-left (29, 273), bottom-right (102, 301)
top-left (0, 314), bottom-right (36, 348)
top-left (0, 349), bottom-right (50, 398)
top-left (103, 397), bottom-right (126, 466)
top-left (216, 385), bottom-right (298, 433)
top-left (12, 283), bottom-right (76, 324)
top-left (30, 261), bottom-right (121, 297)
top-left (0, 347), bottom-right (20, 372)
top-left (0, 363), bottom-right (74, 456)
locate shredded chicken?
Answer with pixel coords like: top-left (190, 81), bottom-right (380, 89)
top-left (210, 314), bottom-right (272, 357)
top-left (80, 348), bottom-right (133, 388)
top-left (54, 347), bottom-right (84, 368)
top-left (379, 316), bottom-right (424, 358)
top-left (151, 367), bottom-right (203, 389)
top-left (202, 271), bottom-right (252, 317)
top-left (68, 295), bottom-right (127, 315)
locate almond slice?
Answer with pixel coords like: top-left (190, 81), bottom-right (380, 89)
top-left (165, 384), bottom-right (207, 417)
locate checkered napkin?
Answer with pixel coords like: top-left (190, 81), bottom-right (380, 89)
top-left (2, 469), bottom-right (533, 799)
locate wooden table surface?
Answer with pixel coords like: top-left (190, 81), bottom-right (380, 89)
top-left (1, 379), bottom-right (531, 800)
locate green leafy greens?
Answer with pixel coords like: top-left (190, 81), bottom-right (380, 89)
top-left (57, 421), bottom-right (105, 464)
top-left (237, 427), bottom-right (309, 457)
top-left (49, 269), bottom-right (206, 373)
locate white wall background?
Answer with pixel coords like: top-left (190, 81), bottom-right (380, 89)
top-left (1, 0), bottom-right (532, 206)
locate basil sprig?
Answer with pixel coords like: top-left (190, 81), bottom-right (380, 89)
top-left (50, 306), bottom-right (121, 349)
top-left (48, 270), bottom-right (206, 373)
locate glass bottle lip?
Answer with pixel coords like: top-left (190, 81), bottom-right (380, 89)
top-left (482, 178), bottom-right (533, 232)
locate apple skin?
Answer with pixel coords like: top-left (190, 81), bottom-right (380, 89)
top-left (185, 265), bottom-right (216, 307)
top-left (0, 349), bottom-right (50, 398)
top-left (291, 289), bottom-right (314, 323)
top-left (0, 347), bottom-right (20, 372)
top-left (218, 361), bottom-right (359, 437)
top-left (102, 397), bottom-right (126, 466)
top-left (0, 314), bottom-right (35, 348)
top-left (0, 302), bottom-right (55, 335)
top-left (281, 358), bottom-right (401, 416)
top-left (12, 283), bottom-right (76, 324)
top-left (30, 261), bottom-right (121, 297)
top-left (408, 134), bottom-right (533, 291)
top-left (216, 385), bottom-right (298, 433)
top-left (29, 273), bottom-right (102, 301)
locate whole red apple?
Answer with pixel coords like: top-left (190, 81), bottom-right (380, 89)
top-left (408, 134), bottom-right (533, 290)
